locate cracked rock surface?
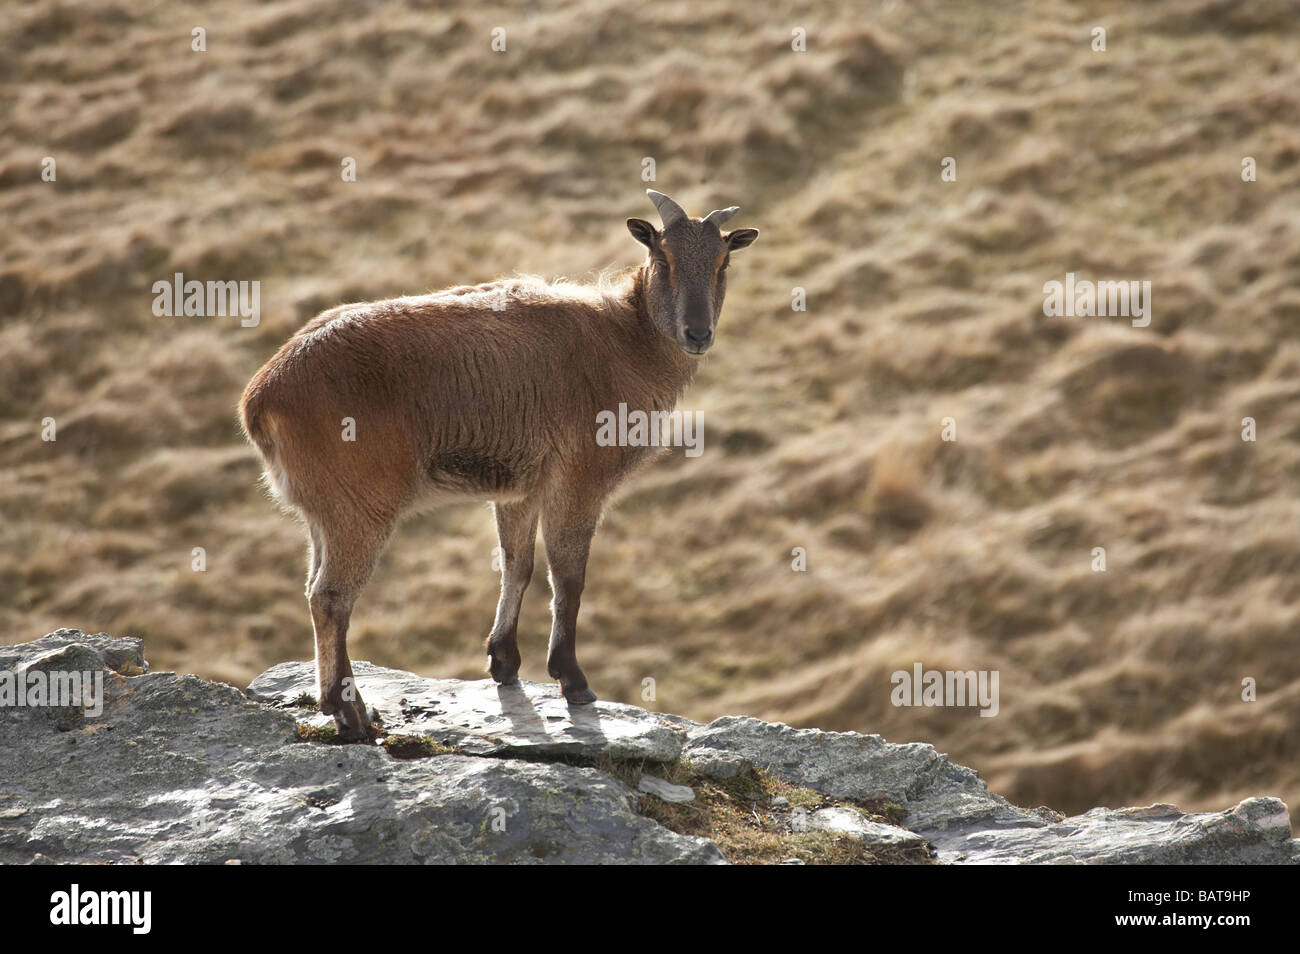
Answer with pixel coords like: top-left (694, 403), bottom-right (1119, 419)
top-left (2, 631), bottom-right (1296, 865)
top-left (248, 659), bottom-right (689, 762)
top-left (1, 631), bottom-right (719, 864)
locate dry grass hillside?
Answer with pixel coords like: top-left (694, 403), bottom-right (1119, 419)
top-left (2, 0), bottom-right (1298, 818)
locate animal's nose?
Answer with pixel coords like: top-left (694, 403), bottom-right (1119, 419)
top-left (685, 327), bottom-right (712, 345)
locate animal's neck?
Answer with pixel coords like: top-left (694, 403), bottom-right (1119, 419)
top-left (624, 266), bottom-right (698, 406)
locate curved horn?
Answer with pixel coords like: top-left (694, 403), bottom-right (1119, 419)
top-left (703, 206), bottom-right (740, 228)
top-left (646, 189), bottom-right (687, 227)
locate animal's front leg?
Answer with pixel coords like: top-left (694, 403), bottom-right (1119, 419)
top-left (318, 654), bottom-right (373, 740)
top-left (486, 498), bottom-right (540, 684)
top-left (541, 499), bottom-right (600, 705)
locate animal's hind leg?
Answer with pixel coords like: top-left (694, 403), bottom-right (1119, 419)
top-left (307, 513), bottom-right (393, 740)
top-left (306, 522), bottom-right (324, 595)
top-left (486, 497), bottom-right (540, 685)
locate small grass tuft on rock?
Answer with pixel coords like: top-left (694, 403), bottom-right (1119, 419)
top-left (293, 722), bottom-right (339, 744)
top-left (586, 755), bottom-right (932, 865)
top-left (381, 734), bottom-right (461, 760)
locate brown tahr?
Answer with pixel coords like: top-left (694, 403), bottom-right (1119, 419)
top-left (239, 190), bottom-right (759, 738)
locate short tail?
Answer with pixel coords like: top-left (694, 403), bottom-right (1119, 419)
top-left (239, 379), bottom-right (293, 507)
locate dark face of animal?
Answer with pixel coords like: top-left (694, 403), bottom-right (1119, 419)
top-left (628, 190), bottom-right (759, 356)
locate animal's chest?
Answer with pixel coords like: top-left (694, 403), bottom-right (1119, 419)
top-left (592, 403), bottom-right (689, 483)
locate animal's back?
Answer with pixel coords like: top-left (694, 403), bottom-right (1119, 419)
top-left (239, 280), bottom-right (635, 511)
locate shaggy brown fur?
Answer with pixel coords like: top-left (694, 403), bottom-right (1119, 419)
top-left (240, 193), bottom-right (757, 737)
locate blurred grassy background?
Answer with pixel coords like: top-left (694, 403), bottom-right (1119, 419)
top-left (2, 0), bottom-right (1299, 817)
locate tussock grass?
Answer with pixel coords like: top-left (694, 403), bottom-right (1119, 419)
top-left (2, 0), bottom-right (1300, 821)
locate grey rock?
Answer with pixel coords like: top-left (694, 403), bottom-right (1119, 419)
top-left (0, 631), bottom-right (721, 865)
top-left (0, 629), bottom-right (146, 675)
top-left (682, 716), bottom-right (1298, 865)
top-left (638, 774), bottom-right (695, 803)
top-left (936, 798), bottom-right (1300, 865)
top-left (684, 715), bottom-right (1040, 837)
top-left (2, 635), bottom-right (134, 737)
top-left (7, 644), bottom-right (112, 730)
top-left (808, 807), bottom-right (929, 849)
top-left (690, 753), bottom-right (754, 780)
top-left (249, 660), bottom-right (686, 762)
top-left (3, 631), bottom-right (1297, 865)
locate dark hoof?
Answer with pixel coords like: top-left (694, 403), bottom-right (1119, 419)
top-left (488, 653), bottom-right (521, 686)
top-left (334, 720), bottom-right (369, 743)
top-left (325, 696), bottom-right (376, 742)
top-left (563, 686), bottom-right (597, 705)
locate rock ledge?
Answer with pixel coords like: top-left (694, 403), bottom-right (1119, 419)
top-left (1, 631), bottom-right (1295, 865)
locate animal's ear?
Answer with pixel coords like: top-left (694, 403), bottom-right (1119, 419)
top-left (627, 218), bottom-right (658, 249)
top-left (726, 228), bottom-right (759, 251)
